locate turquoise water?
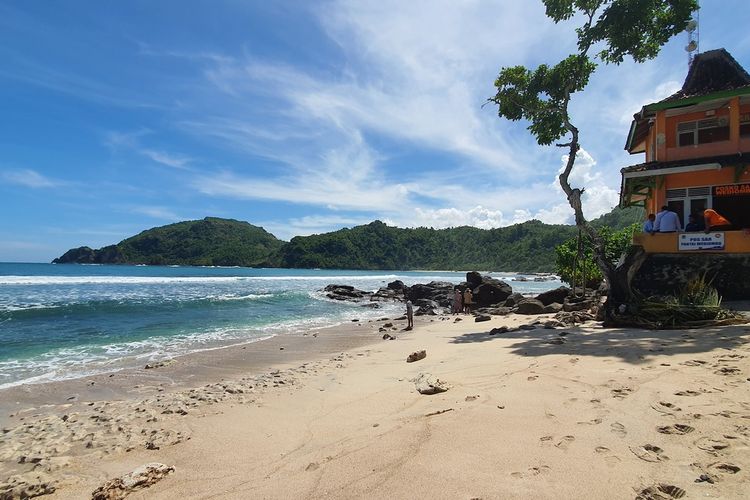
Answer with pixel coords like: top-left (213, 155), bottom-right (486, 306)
top-left (0, 263), bottom-right (560, 388)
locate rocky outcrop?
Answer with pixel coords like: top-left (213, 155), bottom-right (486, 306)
top-left (516, 299), bottom-right (545, 315)
top-left (92, 463), bottom-right (174, 500)
top-left (406, 282), bottom-right (454, 307)
top-left (535, 286), bottom-right (570, 306)
top-left (464, 272), bottom-right (512, 307)
top-left (503, 293), bottom-right (524, 307)
top-left (52, 245), bottom-right (124, 264)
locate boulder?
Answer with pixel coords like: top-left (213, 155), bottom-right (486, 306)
top-left (503, 293), bottom-right (525, 307)
top-left (466, 271), bottom-right (483, 288)
top-left (324, 284), bottom-right (369, 301)
top-left (516, 299), bottom-right (545, 315)
top-left (407, 281), bottom-right (454, 307)
top-left (387, 280), bottom-right (405, 290)
top-left (563, 297), bottom-right (593, 312)
top-left (474, 314), bottom-right (491, 322)
top-left (542, 303), bottom-right (563, 314)
top-left (414, 298), bottom-right (440, 316)
top-left (406, 350), bottom-right (427, 363)
top-left (475, 306), bottom-right (512, 316)
top-left (535, 286), bottom-right (571, 306)
top-left (92, 463), bottom-right (175, 500)
top-left (414, 373), bottom-right (449, 395)
top-left (473, 278), bottom-right (513, 306)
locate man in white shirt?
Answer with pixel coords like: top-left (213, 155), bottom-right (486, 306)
top-left (653, 205), bottom-right (681, 233)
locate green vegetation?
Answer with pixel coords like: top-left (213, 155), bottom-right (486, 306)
top-left (54, 218), bottom-right (284, 267)
top-left (277, 220), bottom-right (576, 272)
top-left (555, 223), bottom-right (639, 287)
top-left (54, 207), bottom-right (640, 270)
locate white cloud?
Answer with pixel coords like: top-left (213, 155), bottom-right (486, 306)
top-left (105, 130), bottom-right (192, 169)
top-left (128, 205), bottom-right (180, 220)
top-left (0, 168), bottom-right (63, 188)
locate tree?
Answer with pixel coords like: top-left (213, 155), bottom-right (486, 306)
top-left (489, 0), bottom-right (697, 319)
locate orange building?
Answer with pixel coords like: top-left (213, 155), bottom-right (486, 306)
top-left (620, 48), bottom-right (750, 255)
top-left (619, 49), bottom-right (750, 299)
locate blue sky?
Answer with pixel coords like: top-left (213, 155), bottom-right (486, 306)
top-left (1, 0), bottom-right (749, 262)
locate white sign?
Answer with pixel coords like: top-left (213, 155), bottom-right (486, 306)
top-left (679, 232), bottom-right (725, 251)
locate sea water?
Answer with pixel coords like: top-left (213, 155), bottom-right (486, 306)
top-left (0, 263), bottom-right (560, 388)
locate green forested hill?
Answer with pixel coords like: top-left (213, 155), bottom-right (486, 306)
top-left (276, 220), bottom-right (576, 272)
top-left (53, 207), bottom-right (643, 271)
top-left (53, 217), bottom-right (284, 266)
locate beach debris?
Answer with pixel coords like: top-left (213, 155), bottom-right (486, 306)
top-left (144, 360), bottom-right (174, 370)
top-left (414, 373), bottom-right (449, 395)
top-left (635, 483), bottom-right (685, 500)
top-left (425, 408), bottom-right (453, 417)
top-left (382, 333), bottom-right (395, 340)
top-left (92, 463), bottom-right (174, 500)
top-left (406, 350), bottom-right (426, 363)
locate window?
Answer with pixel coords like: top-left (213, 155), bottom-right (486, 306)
top-left (741, 113), bottom-right (750, 138)
top-left (677, 117), bottom-right (730, 146)
top-left (666, 186), bottom-right (711, 226)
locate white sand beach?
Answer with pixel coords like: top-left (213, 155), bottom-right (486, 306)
top-left (2, 312), bottom-right (749, 499)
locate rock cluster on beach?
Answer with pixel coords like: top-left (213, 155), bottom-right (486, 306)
top-left (324, 271), bottom-right (600, 319)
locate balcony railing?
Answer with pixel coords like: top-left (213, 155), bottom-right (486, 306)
top-left (633, 229), bottom-right (750, 253)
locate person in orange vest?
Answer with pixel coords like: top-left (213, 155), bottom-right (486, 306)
top-left (702, 208), bottom-right (732, 233)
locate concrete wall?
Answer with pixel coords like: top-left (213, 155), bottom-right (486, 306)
top-left (632, 253), bottom-right (750, 300)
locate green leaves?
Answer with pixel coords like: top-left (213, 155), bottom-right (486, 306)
top-left (491, 0), bottom-right (696, 146)
top-left (492, 55), bottom-right (596, 145)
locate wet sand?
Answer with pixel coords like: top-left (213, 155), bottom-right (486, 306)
top-left (2, 312), bottom-right (750, 499)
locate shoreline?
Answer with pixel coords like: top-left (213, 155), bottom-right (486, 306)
top-left (2, 312), bottom-right (749, 499)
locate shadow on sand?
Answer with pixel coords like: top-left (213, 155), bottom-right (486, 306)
top-left (449, 321), bottom-right (750, 365)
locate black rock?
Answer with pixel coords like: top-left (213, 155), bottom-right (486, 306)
top-left (535, 286), bottom-right (571, 306)
top-left (474, 315), bottom-right (491, 322)
top-left (516, 298), bottom-right (545, 315)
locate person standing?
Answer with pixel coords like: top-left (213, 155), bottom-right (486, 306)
top-left (684, 213), bottom-right (705, 232)
top-left (452, 288), bottom-right (463, 315)
top-left (405, 300), bottom-right (414, 330)
top-left (463, 288), bottom-right (473, 314)
top-left (702, 208), bottom-right (732, 232)
top-left (654, 205), bottom-right (681, 233)
top-left (643, 213), bottom-right (656, 234)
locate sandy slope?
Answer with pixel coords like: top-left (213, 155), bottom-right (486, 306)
top-left (3, 313), bottom-right (750, 499)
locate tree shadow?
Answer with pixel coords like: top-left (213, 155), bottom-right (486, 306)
top-left (449, 322), bottom-right (750, 365)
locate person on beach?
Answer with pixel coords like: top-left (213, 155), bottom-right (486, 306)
top-left (463, 288), bottom-right (473, 314)
top-left (405, 300), bottom-right (414, 330)
top-left (702, 208), bottom-right (732, 232)
top-left (452, 288), bottom-right (463, 314)
top-left (653, 205), bottom-right (681, 233)
top-left (642, 213), bottom-right (656, 234)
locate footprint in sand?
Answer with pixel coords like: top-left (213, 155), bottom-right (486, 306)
top-left (673, 390), bottom-right (700, 397)
top-left (715, 366), bottom-right (741, 375)
top-left (511, 465), bottom-right (551, 478)
top-left (695, 437), bottom-right (730, 454)
top-left (577, 418), bottom-right (602, 425)
top-left (554, 435), bottom-right (575, 450)
top-left (539, 435), bottom-right (553, 445)
top-left (680, 359), bottom-right (707, 367)
top-left (610, 422), bottom-right (627, 438)
top-left (651, 401), bottom-right (681, 414)
top-left (656, 424), bottom-right (695, 435)
top-left (527, 375), bottom-right (538, 381)
top-left (611, 387), bottom-right (633, 399)
top-left (630, 444), bottom-right (669, 462)
top-left (708, 462), bottom-right (741, 475)
top-left (636, 484), bottom-right (686, 499)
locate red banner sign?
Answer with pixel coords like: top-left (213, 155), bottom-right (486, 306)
top-left (714, 183), bottom-right (750, 197)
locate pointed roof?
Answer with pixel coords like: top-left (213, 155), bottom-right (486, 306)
top-left (660, 48), bottom-right (750, 103)
top-left (625, 48), bottom-right (750, 151)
